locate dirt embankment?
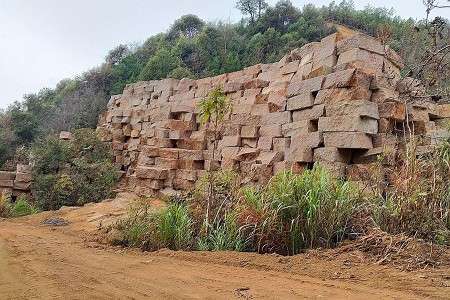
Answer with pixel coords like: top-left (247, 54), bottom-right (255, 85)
top-left (0, 194), bottom-right (448, 300)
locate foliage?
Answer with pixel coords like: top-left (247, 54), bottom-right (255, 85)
top-left (239, 167), bottom-right (361, 255)
top-left (111, 201), bottom-right (194, 251)
top-left (369, 139), bottom-right (450, 245)
top-left (5, 0), bottom-right (448, 160)
top-left (31, 129), bottom-right (119, 210)
top-left (113, 168), bottom-right (360, 254)
top-left (0, 193), bottom-right (38, 218)
top-left (9, 196), bottom-right (39, 217)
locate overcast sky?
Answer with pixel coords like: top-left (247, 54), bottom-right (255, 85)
top-left (0, 0), bottom-right (446, 109)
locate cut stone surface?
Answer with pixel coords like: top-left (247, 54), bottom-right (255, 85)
top-left (318, 116), bottom-right (378, 134)
top-left (323, 132), bottom-right (373, 149)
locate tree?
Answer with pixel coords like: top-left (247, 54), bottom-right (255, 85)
top-left (198, 85), bottom-right (233, 235)
top-left (236, 0), bottom-right (268, 24)
top-left (168, 14), bottom-right (205, 39)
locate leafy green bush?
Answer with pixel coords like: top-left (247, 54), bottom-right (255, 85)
top-left (31, 129), bottom-right (119, 210)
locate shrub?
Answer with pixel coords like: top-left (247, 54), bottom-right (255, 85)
top-left (31, 129), bottom-right (120, 210)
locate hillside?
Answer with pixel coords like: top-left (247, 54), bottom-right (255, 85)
top-left (0, 0), bottom-right (449, 167)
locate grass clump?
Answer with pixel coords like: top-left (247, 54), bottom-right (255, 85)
top-left (369, 139), bottom-right (450, 245)
top-left (111, 199), bottom-right (194, 251)
top-left (112, 167), bottom-right (361, 255)
top-left (0, 192), bottom-right (39, 218)
top-left (239, 166), bottom-right (360, 255)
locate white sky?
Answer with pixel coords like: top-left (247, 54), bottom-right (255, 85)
top-left (0, 0), bottom-right (447, 109)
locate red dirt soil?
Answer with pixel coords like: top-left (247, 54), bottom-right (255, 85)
top-left (0, 194), bottom-right (448, 300)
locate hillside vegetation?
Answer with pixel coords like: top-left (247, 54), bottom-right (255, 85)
top-left (0, 0), bottom-right (449, 167)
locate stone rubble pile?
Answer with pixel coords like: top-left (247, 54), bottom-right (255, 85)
top-left (0, 164), bottom-right (32, 198)
top-left (98, 32), bottom-right (450, 197)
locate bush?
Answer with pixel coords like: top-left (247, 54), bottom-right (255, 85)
top-left (31, 129), bottom-right (120, 210)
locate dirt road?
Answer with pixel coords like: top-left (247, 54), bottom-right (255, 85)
top-left (0, 197), bottom-right (448, 300)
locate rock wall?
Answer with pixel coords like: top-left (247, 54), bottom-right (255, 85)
top-left (98, 32), bottom-right (450, 197)
top-left (0, 164), bottom-right (32, 198)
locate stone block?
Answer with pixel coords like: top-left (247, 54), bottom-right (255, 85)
top-left (314, 87), bottom-right (372, 105)
top-left (378, 118), bottom-right (394, 133)
top-left (336, 34), bottom-right (385, 55)
top-left (437, 104), bottom-right (450, 118)
top-left (273, 137), bottom-right (291, 152)
top-left (13, 181), bottom-right (32, 191)
top-left (315, 161), bottom-right (347, 178)
top-left (236, 148), bottom-right (260, 162)
top-left (336, 48), bottom-right (384, 74)
top-left (323, 132), bottom-right (373, 149)
top-left (322, 69), bottom-right (371, 90)
top-left (292, 105), bottom-right (325, 122)
top-left (148, 138), bottom-right (173, 148)
top-left (15, 173), bottom-right (32, 183)
top-left (230, 114), bottom-right (261, 126)
top-left (256, 151), bottom-right (284, 165)
top-left (176, 139), bottom-right (206, 150)
top-left (281, 120), bottom-right (314, 136)
top-left (281, 60), bottom-right (300, 74)
top-left (325, 100), bottom-right (379, 119)
top-left (135, 167), bottom-right (169, 180)
top-left (178, 160), bottom-right (204, 170)
top-left (240, 125), bottom-right (259, 138)
top-left (378, 102), bottom-right (406, 121)
top-left (291, 132), bottom-right (323, 148)
top-left (285, 147), bottom-right (313, 163)
top-left (318, 116), bottom-right (378, 134)
top-left (259, 124), bottom-right (282, 137)
top-left (221, 147), bottom-right (240, 159)
top-left (244, 78), bottom-right (269, 89)
top-left (257, 137), bottom-right (273, 150)
top-left (0, 180), bottom-right (14, 188)
top-left (242, 138), bottom-right (258, 148)
top-left (313, 147), bottom-right (352, 163)
top-left (261, 111), bottom-right (291, 125)
top-left (156, 158), bottom-right (179, 169)
top-left (371, 88), bottom-right (399, 103)
top-left (141, 146), bottom-right (159, 157)
top-left (287, 93), bottom-right (314, 111)
top-left (0, 171), bottom-right (16, 181)
top-left (286, 76), bottom-right (325, 97)
top-left (217, 136), bottom-right (241, 148)
top-left (178, 149), bottom-right (203, 160)
top-left (268, 93), bottom-right (287, 112)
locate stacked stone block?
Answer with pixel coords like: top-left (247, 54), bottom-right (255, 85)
top-left (98, 32), bottom-right (450, 197)
top-left (0, 164), bottom-right (32, 198)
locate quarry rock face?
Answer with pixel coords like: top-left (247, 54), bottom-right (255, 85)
top-left (98, 32), bottom-right (450, 197)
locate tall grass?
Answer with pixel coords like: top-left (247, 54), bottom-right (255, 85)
top-left (112, 167), bottom-right (361, 255)
top-left (239, 166), bottom-right (360, 255)
top-left (370, 139), bottom-right (450, 245)
top-left (0, 193), bottom-right (38, 218)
